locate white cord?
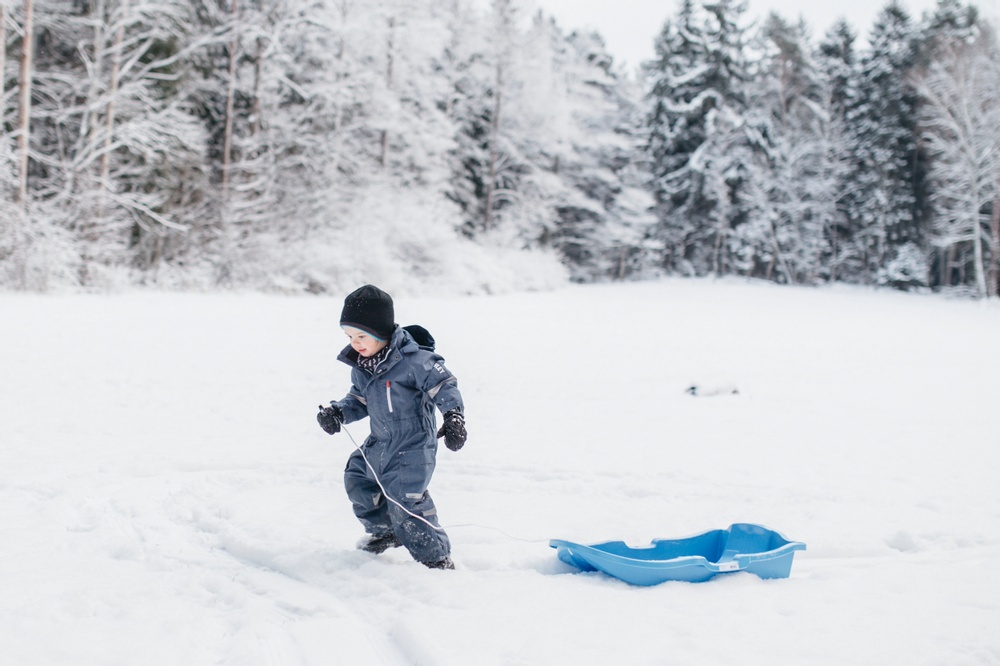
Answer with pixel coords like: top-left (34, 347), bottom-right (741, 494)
top-left (342, 424), bottom-right (447, 533)
top-left (340, 424), bottom-right (548, 544)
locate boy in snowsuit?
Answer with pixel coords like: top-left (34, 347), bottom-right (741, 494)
top-left (317, 285), bottom-right (467, 570)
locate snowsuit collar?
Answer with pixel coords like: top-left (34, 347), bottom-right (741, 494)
top-left (337, 325), bottom-right (415, 372)
top-left (355, 345), bottom-right (391, 375)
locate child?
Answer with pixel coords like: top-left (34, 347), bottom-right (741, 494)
top-left (317, 285), bottom-right (467, 570)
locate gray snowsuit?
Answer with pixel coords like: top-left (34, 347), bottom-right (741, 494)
top-left (333, 325), bottom-right (463, 564)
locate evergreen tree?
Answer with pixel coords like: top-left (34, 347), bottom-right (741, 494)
top-left (644, 0), bottom-right (709, 274)
top-left (916, 0), bottom-right (979, 65)
top-left (531, 23), bottom-right (656, 281)
top-left (644, 0), bottom-right (755, 277)
top-left (440, 0), bottom-right (507, 237)
top-left (815, 19), bottom-right (859, 281)
top-left (744, 14), bottom-right (838, 284)
top-left (440, 2), bottom-right (656, 282)
top-left (13, 0), bottom-right (995, 296)
top-left (841, 1), bottom-right (925, 288)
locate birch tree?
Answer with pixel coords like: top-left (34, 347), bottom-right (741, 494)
top-left (220, 0), bottom-right (238, 202)
top-left (16, 0), bottom-right (34, 210)
top-left (914, 0), bottom-right (981, 289)
top-left (918, 33), bottom-right (1000, 297)
top-left (1, 1), bottom-right (20, 284)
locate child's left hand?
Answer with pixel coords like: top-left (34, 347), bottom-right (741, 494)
top-left (437, 410), bottom-right (467, 451)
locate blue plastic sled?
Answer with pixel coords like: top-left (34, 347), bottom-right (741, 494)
top-left (550, 523), bottom-right (806, 586)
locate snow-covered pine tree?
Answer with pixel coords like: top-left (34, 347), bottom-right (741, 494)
top-left (815, 19), bottom-right (859, 281)
top-left (517, 17), bottom-right (655, 281)
top-left (644, 0), bottom-right (709, 275)
top-left (916, 0), bottom-right (980, 66)
top-left (841, 1), bottom-right (925, 289)
top-left (743, 13), bottom-right (838, 285)
top-left (441, 0), bottom-right (536, 242)
top-left (644, 0), bottom-right (754, 277)
top-left (439, 0), bottom-right (502, 237)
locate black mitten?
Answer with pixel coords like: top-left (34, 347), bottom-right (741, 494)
top-left (437, 409), bottom-right (467, 451)
top-left (317, 404), bottom-right (344, 435)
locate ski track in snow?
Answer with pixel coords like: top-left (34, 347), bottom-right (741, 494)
top-left (2, 279), bottom-right (999, 665)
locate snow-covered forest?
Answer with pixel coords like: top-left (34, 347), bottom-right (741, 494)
top-left (2, 0), bottom-right (999, 297)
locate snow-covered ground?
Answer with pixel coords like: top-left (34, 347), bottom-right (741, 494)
top-left (2, 279), bottom-right (999, 665)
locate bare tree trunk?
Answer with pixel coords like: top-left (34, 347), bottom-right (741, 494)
top-left (616, 247), bottom-right (628, 280)
top-left (380, 16), bottom-right (396, 168)
top-left (221, 0), bottom-right (239, 201)
top-left (97, 0), bottom-right (129, 221)
top-left (712, 227), bottom-right (726, 276)
top-left (483, 0), bottom-right (513, 233)
top-left (74, 0), bottom-right (106, 207)
top-left (972, 207), bottom-right (987, 297)
top-left (324, 0), bottom-right (354, 188)
top-left (249, 36), bottom-right (263, 138)
top-left (1, 5), bottom-right (6, 113)
top-left (16, 0), bottom-right (35, 211)
top-left (483, 62), bottom-right (502, 232)
top-left (942, 246), bottom-right (953, 287)
top-left (3, 4), bottom-right (25, 289)
top-left (768, 219), bottom-right (794, 284)
top-left (963, 178), bottom-right (989, 297)
top-left (990, 196), bottom-right (1000, 298)
top-left (830, 226), bottom-right (838, 283)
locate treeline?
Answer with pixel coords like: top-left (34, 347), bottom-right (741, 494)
top-left (645, 0), bottom-right (1000, 297)
top-left (1, 0), bottom-right (998, 297)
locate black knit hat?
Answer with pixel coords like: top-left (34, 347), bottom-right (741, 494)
top-left (340, 285), bottom-right (395, 341)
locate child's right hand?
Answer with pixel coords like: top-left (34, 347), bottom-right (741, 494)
top-left (317, 404), bottom-right (344, 435)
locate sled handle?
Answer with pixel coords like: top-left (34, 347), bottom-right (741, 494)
top-left (711, 549), bottom-right (746, 572)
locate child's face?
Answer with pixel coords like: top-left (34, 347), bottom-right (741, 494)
top-left (343, 326), bottom-right (388, 357)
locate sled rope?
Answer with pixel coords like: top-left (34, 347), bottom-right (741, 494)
top-left (342, 425), bottom-right (446, 532)
top-left (341, 425), bottom-right (547, 544)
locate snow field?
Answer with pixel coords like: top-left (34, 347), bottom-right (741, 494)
top-left (2, 279), bottom-right (999, 665)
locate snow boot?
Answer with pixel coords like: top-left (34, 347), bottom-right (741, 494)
top-left (423, 557), bottom-right (455, 570)
top-left (359, 533), bottom-right (402, 554)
